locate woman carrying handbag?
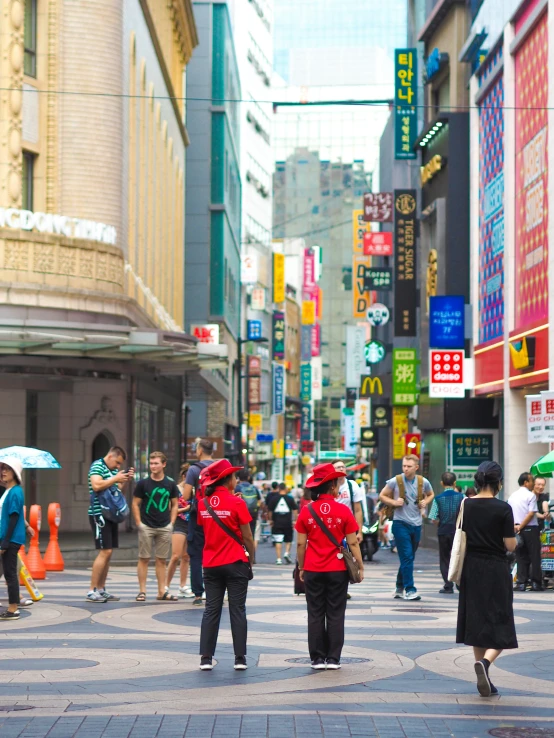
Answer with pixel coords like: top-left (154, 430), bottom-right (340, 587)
top-left (196, 459), bottom-right (255, 672)
top-left (455, 461), bottom-right (518, 697)
top-left (296, 463), bottom-right (364, 670)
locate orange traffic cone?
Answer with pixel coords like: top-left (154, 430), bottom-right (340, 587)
top-left (27, 504), bottom-right (46, 580)
top-left (44, 503), bottom-right (64, 571)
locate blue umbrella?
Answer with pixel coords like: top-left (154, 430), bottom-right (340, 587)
top-left (0, 446), bottom-right (61, 469)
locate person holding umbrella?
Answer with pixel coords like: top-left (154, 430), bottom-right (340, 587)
top-left (0, 458), bottom-right (26, 620)
top-left (295, 463), bottom-right (364, 670)
top-left (197, 459), bottom-right (255, 671)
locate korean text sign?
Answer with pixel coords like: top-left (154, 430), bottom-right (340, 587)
top-left (429, 295), bottom-right (465, 348)
top-left (300, 363), bottom-right (312, 402)
top-left (429, 350), bottom-right (465, 398)
top-left (364, 231), bottom-right (393, 256)
top-left (392, 348), bottom-right (417, 405)
top-left (352, 209), bottom-right (370, 254)
top-left (394, 190), bottom-right (417, 336)
top-left (363, 193), bottom-right (393, 222)
top-left (451, 433), bottom-right (493, 467)
top-left (394, 49), bottom-right (417, 160)
top-left (392, 406), bottom-right (409, 459)
top-left (364, 267), bottom-right (393, 291)
top-left (272, 311), bottom-right (285, 360)
top-left (272, 362), bottom-right (285, 415)
top-left (273, 252), bottom-right (285, 304)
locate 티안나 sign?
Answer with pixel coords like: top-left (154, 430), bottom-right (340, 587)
top-left (394, 49), bottom-right (417, 160)
top-left (394, 190), bottom-right (417, 336)
top-left (392, 348), bottom-right (417, 405)
top-left (429, 295), bottom-right (465, 349)
top-left (272, 311), bottom-right (285, 360)
top-left (451, 433), bottom-right (493, 467)
top-left (367, 303), bottom-right (390, 327)
top-left (429, 350), bottom-right (465, 399)
top-left (364, 267), bottom-right (393, 292)
top-left (364, 231), bottom-right (393, 256)
top-left (365, 339), bottom-right (386, 365)
top-left (363, 193), bottom-right (393, 222)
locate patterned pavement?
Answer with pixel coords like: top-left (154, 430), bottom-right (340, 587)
top-left (1, 542), bottom-right (554, 737)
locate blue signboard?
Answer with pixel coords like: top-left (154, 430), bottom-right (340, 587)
top-left (429, 295), bottom-right (465, 349)
top-left (272, 362), bottom-right (285, 415)
top-left (256, 433), bottom-right (274, 443)
top-left (247, 320), bottom-right (262, 341)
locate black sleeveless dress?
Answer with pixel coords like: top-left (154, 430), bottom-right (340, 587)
top-left (456, 497), bottom-right (518, 649)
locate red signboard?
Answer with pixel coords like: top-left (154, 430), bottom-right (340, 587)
top-left (429, 350), bottom-right (465, 398)
top-left (363, 192), bottom-right (393, 222)
top-left (404, 432), bottom-right (421, 457)
top-left (363, 231), bottom-right (393, 256)
top-left (301, 441), bottom-right (315, 452)
top-left (303, 248), bottom-right (316, 290)
top-left (311, 324), bottom-right (321, 357)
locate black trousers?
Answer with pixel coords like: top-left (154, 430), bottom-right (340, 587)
top-left (2, 543), bottom-right (20, 605)
top-left (187, 524), bottom-right (205, 597)
top-left (516, 525), bottom-right (542, 586)
top-left (304, 570), bottom-right (349, 662)
top-left (438, 533), bottom-right (455, 590)
top-left (199, 561), bottom-right (250, 657)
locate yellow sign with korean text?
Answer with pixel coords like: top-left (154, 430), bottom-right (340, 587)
top-left (392, 406), bottom-right (409, 460)
top-left (273, 253), bottom-right (285, 304)
top-left (249, 413), bottom-right (262, 433)
top-left (302, 300), bottom-right (316, 325)
top-left (352, 209), bottom-right (370, 254)
top-left (353, 254), bottom-right (371, 319)
top-left (272, 439), bottom-right (284, 457)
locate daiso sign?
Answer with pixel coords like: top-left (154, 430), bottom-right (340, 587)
top-left (429, 350), bottom-right (465, 398)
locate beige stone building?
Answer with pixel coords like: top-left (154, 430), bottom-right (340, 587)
top-left (0, 0), bottom-right (227, 531)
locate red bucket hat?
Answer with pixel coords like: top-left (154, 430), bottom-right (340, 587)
top-left (305, 463), bottom-right (346, 488)
top-left (199, 458), bottom-right (243, 488)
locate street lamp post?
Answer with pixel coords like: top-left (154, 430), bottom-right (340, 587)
top-left (237, 335), bottom-right (268, 469)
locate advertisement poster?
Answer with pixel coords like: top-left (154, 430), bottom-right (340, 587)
top-left (514, 12), bottom-right (548, 330)
top-left (478, 48), bottom-right (504, 344)
top-left (393, 190), bottom-right (417, 336)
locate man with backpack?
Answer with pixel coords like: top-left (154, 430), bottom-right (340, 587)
top-left (87, 446), bottom-right (133, 603)
top-left (235, 470), bottom-right (262, 550)
top-left (182, 439), bottom-right (214, 605)
top-left (267, 483), bottom-right (298, 564)
top-left (379, 454), bottom-right (434, 601)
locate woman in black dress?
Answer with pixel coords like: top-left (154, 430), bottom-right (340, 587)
top-left (456, 461), bottom-right (517, 697)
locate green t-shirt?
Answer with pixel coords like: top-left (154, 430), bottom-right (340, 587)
top-left (88, 458), bottom-right (117, 516)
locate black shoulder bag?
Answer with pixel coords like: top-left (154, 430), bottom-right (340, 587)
top-left (308, 503), bottom-right (362, 584)
top-left (203, 498), bottom-right (254, 579)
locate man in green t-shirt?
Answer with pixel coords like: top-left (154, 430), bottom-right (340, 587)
top-left (87, 446), bottom-right (133, 603)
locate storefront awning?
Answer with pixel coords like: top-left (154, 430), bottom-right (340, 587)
top-left (0, 320), bottom-right (228, 373)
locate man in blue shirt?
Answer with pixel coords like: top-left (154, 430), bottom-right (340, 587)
top-left (429, 472), bottom-right (464, 594)
top-left (0, 458), bottom-right (26, 620)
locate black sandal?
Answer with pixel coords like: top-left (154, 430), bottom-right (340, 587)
top-left (135, 592), bottom-right (146, 602)
top-left (157, 592), bottom-right (179, 601)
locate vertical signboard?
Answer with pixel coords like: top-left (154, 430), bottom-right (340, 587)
top-left (526, 394), bottom-right (543, 443)
top-left (311, 356), bottom-right (323, 401)
top-left (300, 363), bottom-right (312, 402)
top-left (354, 399), bottom-right (371, 443)
top-left (429, 349), bottom-right (465, 399)
top-left (346, 325), bottom-right (366, 388)
top-left (429, 295), bottom-right (465, 348)
top-left (514, 12), bottom-right (548, 331)
top-left (393, 190), bottom-right (417, 336)
top-left (363, 193), bottom-right (393, 222)
top-left (311, 323), bottom-right (321, 357)
top-left (300, 403), bottom-right (311, 441)
top-left (301, 300), bottom-right (316, 325)
top-left (392, 348), bottom-right (417, 405)
top-left (272, 311), bottom-right (285, 360)
top-left (353, 254), bottom-right (371, 319)
top-left (394, 49), bottom-right (417, 160)
top-left (392, 406), bottom-right (409, 459)
top-left (273, 252), bottom-right (285, 304)
top-left (272, 362), bottom-right (285, 415)
top-left (478, 49), bottom-right (504, 344)
top-left (352, 209), bottom-right (369, 254)
top-left (342, 407), bottom-right (357, 453)
top-left (250, 287), bottom-right (266, 311)
top-left (303, 248), bottom-right (316, 290)
top-left (301, 324), bottom-right (312, 362)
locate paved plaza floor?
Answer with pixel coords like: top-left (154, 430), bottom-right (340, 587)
top-left (1, 542), bottom-right (554, 737)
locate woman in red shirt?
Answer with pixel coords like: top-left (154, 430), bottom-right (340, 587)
top-left (296, 463), bottom-right (364, 670)
top-left (197, 459), bottom-right (255, 672)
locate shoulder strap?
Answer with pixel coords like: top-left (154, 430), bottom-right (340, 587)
top-left (203, 498), bottom-right (244, 547)
top-left (347, 479), bottom-right (354, 506)
top-left (396, 474), bottom-right (405, 499)
top-left (455, 497), bottom-right (466, 529)
top-left (416, 475), bottom-right (424, 503)
top-left (308, 503), bottom-right (341, 549)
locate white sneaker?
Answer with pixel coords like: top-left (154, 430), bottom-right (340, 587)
top-left (404, 590), bottom-right (421, 601)
top-left (178, 587), bottom-right (195, 599)
top-left (202, 592), bottom-right (206, 600)
top-left (276, 558), bottom-right (283, 565)
top-left (393, 588), bottom-right (404, 599)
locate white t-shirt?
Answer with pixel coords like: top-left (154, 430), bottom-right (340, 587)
top-left (508, 487), bottom-right (538, 526)
top-left (337, 479), bottom-right (363, 512)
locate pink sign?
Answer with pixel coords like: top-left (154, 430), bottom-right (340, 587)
top-left (363, 231), bottom-right (393, 256)
top-left (303, 248), bottom-right (316, 290)
top-left (311, 324), bottom-right (321, 357)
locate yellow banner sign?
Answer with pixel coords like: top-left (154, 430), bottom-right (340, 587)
top-left (249, 412), bottom-right (263, 433)
top-left (273, 253), bottom-right (285, 304)
top-left (352, 209), bottom-right (370, 254)
top-left (392, 406), bottom-right (409, 460)
top-left (272, 439), bottom-right (284, 457)
top-left (353, 254), bottom-right (371, 318)
top-left (302, 300), bottom-right (316, 325)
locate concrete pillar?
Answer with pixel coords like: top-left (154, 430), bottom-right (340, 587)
top-left (0, 0), bottom-right (24, 208)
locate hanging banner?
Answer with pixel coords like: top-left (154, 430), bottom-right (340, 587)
top-left (353, 254), bottom-right (372, 318)
top-left (541, 390), bottom-right (554, 443)
top-left (272, 311), bottom-right (285, 360)
top-left (302, 300), bottom-right (316, 325)
top-left (303, 248), bottom-right (316, 290)
top-left (392, 406), bottom-right (409, 459)
top-left (392, 348), bottom-right (417, 405)
top-left (394, 190), bottom-right (417, 336)
top-left (363, 192), bottom-right (393, 222)
top-left (300, 403), bottom-right (312, 441)
top-left (249, 412), bottom-right (262, 433)
top-left (273, 252), bottom-right (285, 304)
top-left (251, 287), bottom-right (266, 311)
top-left (272, 362), bottom-right (285, 415)
top-left (394, 48), bottom-right (417, 160)
top-left (364, 231), bottom-right (393, 256)
top-left (352, 209), bottom-right (369, 254)
top-left (300, 363), bottom-right (312, 402)
top-left (311, 324), bottom-right (321, 357)
top-left (311, 356), bottom-right (323, 401)
top-left (526, 394), bottom-right (543, 444)
top-left (241, 254), bottom-right (258, 284)
top-left (301, 324), bottom-right (312, 362)
top-left (342, 407), bottom-right (357, 453)
top-left (346, 325), bottom-right (366, 388)
top-left (354, 398), bottom-right (371, 442)
top-left (429, 349), bottom-right (465, 399)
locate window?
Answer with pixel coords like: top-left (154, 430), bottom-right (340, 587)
top-left (24, 0), bottom-right (37, 77)
top-left (22, 151), bottom-right (35, 210)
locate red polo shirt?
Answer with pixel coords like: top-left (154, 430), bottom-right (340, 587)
top-left (295, 494), bottom-right (358, 572)
top-left (198, 486), bottom-right (252, 567)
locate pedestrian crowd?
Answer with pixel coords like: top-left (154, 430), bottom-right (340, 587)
top-left (0, 443), bottom-right (550, 696)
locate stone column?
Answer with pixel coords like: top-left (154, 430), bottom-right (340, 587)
top-left (0, 0), bottom-right (24, 208)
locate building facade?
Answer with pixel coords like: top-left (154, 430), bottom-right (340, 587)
top-left (0, 0), bottom-right (227, 530)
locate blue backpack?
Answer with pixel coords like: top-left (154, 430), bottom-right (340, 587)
top-left (96, 484), bottom-right (130, 523)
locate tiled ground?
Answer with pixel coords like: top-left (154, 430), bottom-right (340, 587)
top-left (1, 541), bottom-right (553, 737)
